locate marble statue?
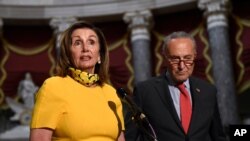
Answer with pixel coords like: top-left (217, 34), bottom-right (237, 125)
top-left (0, 72), bottom-right (38, 140)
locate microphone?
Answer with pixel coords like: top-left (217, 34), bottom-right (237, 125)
top-left (116, 88), bottom-right (158, 141)
top-left (116, 88), bottom-right (146, 121)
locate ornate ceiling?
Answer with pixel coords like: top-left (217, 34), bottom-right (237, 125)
top-left (0, 0), bottom-right (196, 25)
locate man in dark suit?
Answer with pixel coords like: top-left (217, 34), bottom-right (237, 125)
top-left (125, 31), bottom-right (228, 141)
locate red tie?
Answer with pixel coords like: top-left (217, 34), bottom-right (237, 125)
top-left (177, 83), bottom-right (192, 134)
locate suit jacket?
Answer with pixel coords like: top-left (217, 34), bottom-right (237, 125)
top-left (125, 74), bottom-right (228, 141)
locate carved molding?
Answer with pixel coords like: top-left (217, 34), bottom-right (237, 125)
top-left (50, 17), bottom-right (78, 34)
top-left (50, 17), bottom-right (77, 57)
top-left (123, 10), bottom-right (153, 41)
top-left (198, 0), bottom-right (230, 29)
top-left (0, 0), bottom-right (196, 20)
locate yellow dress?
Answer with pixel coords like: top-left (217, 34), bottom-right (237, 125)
top-left (30, 75), bottom-right (124, 141)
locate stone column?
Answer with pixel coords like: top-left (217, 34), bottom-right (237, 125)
top-left (198, 0), bottom-right (239, 128)
top-left (123, 10), bottom-right (153, 84)
top-left (50, 17), bottom-right (77, 58)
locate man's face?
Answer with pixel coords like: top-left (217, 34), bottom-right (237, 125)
top-left (165, 37), bottom-right (196, 83)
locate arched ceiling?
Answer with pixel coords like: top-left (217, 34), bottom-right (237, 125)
top-left (0, 0), bottom-right (197, 25)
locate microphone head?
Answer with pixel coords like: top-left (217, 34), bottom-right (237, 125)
top-left (116, 88), bottom-right (127, 98)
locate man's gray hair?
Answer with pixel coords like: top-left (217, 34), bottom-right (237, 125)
top-left (162, 31), bottom-right (197, 54)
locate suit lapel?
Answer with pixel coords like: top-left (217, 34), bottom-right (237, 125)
top-left (153, 75), bottom-right (183, 130)
top-left (188, 77), bottom-right (202, 134)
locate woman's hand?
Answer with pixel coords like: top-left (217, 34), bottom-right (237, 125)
top-left (117, 131), bottom-right (125, 141)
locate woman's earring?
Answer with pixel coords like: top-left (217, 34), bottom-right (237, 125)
top-left (98, 60), bottom-right (101, 64)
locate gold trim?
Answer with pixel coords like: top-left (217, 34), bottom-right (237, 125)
top-left (107, 36), bottom-right (128, 85)
top-left (190, 24), bottom-right (214, 83)
top-left (232, 15), bottom-right (250, 94)
top-left (109, 35), bottom-right (127, 51)
top-left (107, 34), bottom-right (133, 92)
top-left (199, 25), bottom-right (214, 84)
top-left (235, 32), bottom-right (244, 85)
top-left (153, 31), bottom-right (165, 76)
top-left (0, 37), bottom-right (55, 107)
top-left (123, 36), bottom-right (134, 92)
top-left (234, 15), bottom-right (245, 86)
top-left (3, 38), bottom-right (53, 55)
top-left (0, 41), bottom-right (9, 105)
top-left (241, 19), bottom-right (250, 26)
top-left (239, 81), bottom-right (250, 94)
top-left (190, 26), bottom-right (200, 37)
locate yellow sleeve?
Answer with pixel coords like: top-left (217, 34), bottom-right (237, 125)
top-left (30, 78), bottom-right (65, 129)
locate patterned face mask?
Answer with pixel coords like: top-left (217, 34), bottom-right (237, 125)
top-left (68, 67), bottom-right (99, 87)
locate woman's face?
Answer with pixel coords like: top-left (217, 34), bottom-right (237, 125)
top-left (70, 28), bottom-right (100, 73)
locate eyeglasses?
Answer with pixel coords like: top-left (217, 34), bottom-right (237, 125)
top-left (167, 57), bottom-right (195, 66)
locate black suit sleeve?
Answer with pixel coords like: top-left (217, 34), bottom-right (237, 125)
top-left (124, 85), bottom-right (142, 141)
top-left (124, 101), bottom-right (140, 141)
top-left (124, 85), bottom-right (152, 141)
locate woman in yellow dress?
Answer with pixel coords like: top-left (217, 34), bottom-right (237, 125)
top-left (29, 21), bottom-right (125, 141)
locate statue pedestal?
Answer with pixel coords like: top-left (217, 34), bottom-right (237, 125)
top-left (0, 125), bottom-right (29, 140)
top-left (1, 139), bottom-right (28, 141)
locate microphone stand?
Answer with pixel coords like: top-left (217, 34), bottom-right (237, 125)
top-left (117, 88), bottom-right (157, 141)
top-left (126, 103), bottom-right (158, 141)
